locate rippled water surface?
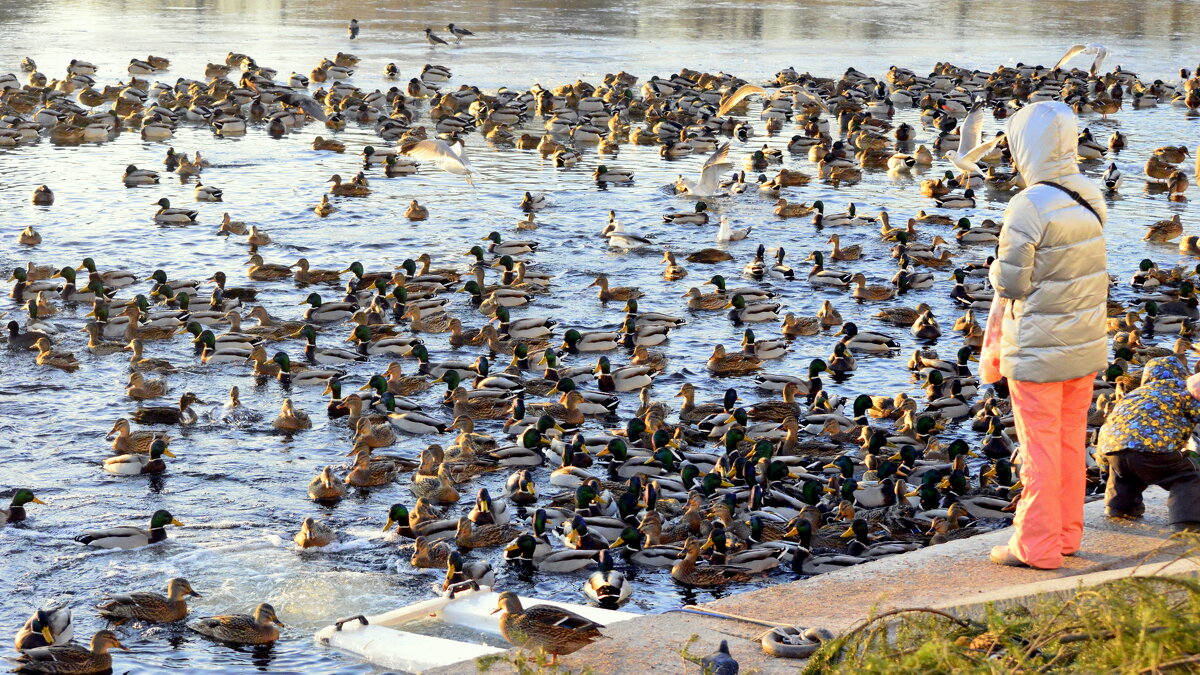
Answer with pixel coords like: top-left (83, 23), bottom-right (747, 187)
top-left (2, 0), bottom-right (1199, 672)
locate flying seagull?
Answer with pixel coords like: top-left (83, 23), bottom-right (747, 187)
top-left (777, 84), bottom-right (832, 116)
top-left (717, 84), bottom-right (766, 117)
top-left (400, 139), bottom-right (479, 185)
top-left (1052, 43), bottom-right (1108, 76)
top-left (943, 102), bottom-right (1001, 178)
top-left (677, 142), bottom-right (732, 197)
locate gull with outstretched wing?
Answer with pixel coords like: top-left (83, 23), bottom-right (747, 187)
top-left (400, 139), bottom-right (479, 185)
top-left (676, 143), bottom-right (732, 197)
top-left (1053, 43), bottom-right (1108, 76)
top-left (942, 103), bottom-right (1000, 178)
top-left (717, 84), bottom-right (766, 117)
top-left (777, 84), bottom-right (831, 116)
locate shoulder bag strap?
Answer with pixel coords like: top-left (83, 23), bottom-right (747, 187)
top-left (1036, 180), bottom-right (1103, 224)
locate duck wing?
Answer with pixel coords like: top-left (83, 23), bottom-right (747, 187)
top-left (717, 84), bottom-right (766, 117)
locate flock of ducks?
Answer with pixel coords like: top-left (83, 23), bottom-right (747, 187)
top-left (4, 31), bottom-right (1200, 670)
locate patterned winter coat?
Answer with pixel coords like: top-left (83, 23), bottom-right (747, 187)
top-left (1098, 357), bottom-right (1200, 455)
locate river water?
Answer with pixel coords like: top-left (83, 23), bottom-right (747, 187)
top-left (1, 1), bottom-right (1198, 672)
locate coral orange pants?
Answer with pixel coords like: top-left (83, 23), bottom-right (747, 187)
top-left (1007, 375), bottom-right (1094, 569)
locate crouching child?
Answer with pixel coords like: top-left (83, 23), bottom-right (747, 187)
top-left (1097, 356), bottom-right (1200, 530)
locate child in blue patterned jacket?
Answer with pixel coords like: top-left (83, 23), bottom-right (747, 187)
top-left (1097, 356), bottom-right (1200, 530)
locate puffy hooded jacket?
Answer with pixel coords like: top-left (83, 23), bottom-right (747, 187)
top-left (1098, 357), bottom-right (1200, 455)
top-left (989, 101), bottom-right (1108, 383)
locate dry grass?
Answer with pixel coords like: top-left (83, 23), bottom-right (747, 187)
top-left (802, 542), bottom-right (1200, 675)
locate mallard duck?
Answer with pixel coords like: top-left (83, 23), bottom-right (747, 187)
top-left (123, 165), bottom-right (160, 187)
top-left (850, 273), bottom-right (897, 301)
top-left (1145, 215), bottom-right (1184, 243)
top-left (828, 342), bottom-right (857, 372)
top-left (806, 252), bottom-right (853, 287)
top-left (671, 537), bottom-right (752, 587)
top-left (129, 392), bottom-right (202, 425)
top-left (755, 358), bottom-right (827, 396)
top-left (593, 356), bottom-right (653, 392)
top-left (840, 518), bottom-right (922, 558)
top-left (490, 306), bottom-right (556, 340)
top-left (2, 489), bottom-right (45, 526)
top-left (911, 311), bottom-right (942, 339)
top-left (455, 516), bottom-right (521, 549)
top-left (726, 294), bottom-right (780, 323)
top-left (245, 255), bottom-right (291, 281)
top-left (584, 549), bottom-right (631, 607)
top-left (74, 509), bottom-right (182, 549)
top-left (934, 189), bottom-right (975, 209)
top-left (686, 248), bottom-right (733, 263)
top-left (13, 605), bottom-right (71, 651)
top-left (380, 503), bottom-right (416, 539)
top-left (875, 302), bottom-right (933, 327)
top-left (18, 226), bottom-right (41, 245)
top-left (483, 231), bottom-right (538, 256)
top-left (272, 398), bottom-right (312, 431)
top-left (292, 258), bottom-right (341, 285)
top-left (742, 329), bottom-right (788, 360)
top-left (314, 194), bottom-right (336, 217)
top-left (608, 526), bottom-right (682, 568)
top-left (77, 258), bottom-right (136, 288)
top-left (153, 198), bottom-right (198, 225)
top-left (593, 165), bottom-right (634, 183)
top-left (663, 201), bottom-right (709, 225)
top-left (79, 323), bottom-right (123, 356)
top-left (781, 313), bottom-right (821, 337)
top-left (410, 464), bottom-right (460, 504)
top-left (298, 293), bottom-right (355, 322)
top-left (774, 198), bottom-right (816, 218)
top-left (294, 517), bottom-right (337, 548)
top-left (708, 344), bottom-right (761, 375)
top-left (442, 551), bottom-right (495, 593)
top-left (505, 529), bottom-right (593, 572)
top-left (492, 591), bottom-right (605, 664)
top-left (837, 322), bottom-right (899, 353)
top-left (676, 384), bottom-right (737, 422)
top-left (118, 340), bottom-right (172, 373)
top-left (31, 338), bottom-right (78, 372)
top-left (189, 603), bottom-right (282, 645)
top-left (105, 418), bottom-right (166, 456)
top-left (291, 326), bottom-right (366, 368)
top-left (748, 382), bottom-right (803, 421)
top-left (233, 309), bottom-right (296, 343)
top-left (307, 465), bottom-right (346, 501)
top-left (346, 447), bottom-right (399, 487)
top-left (96, 578), bottom-right (200, 625)
top-left (411, 535), bottom-right (453, 569)
top-left (103, 438), bottom-right (174, 475)
top-left (125, 371), bottom-right (167, 401)
top-left (328, 173), bottom-right (370, 196)
top-left (193, 182), bottom-right (223, 202)
top-left (406, 200), bottom-right (429, 220)
top-left (14, 630), bottom-right (124, 674)
top-left (828, 234), bottom-right (862, 261)
top-left (354, 415), bottom-right (397, 448)
top-left (588, 276), bottom-right (643, 302)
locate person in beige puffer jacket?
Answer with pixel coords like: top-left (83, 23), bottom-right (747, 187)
top-left (987, 101), bottom-right (1108, 570)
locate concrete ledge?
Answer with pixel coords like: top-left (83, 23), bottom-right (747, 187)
top-left (445, 490), bottom-right (1185, 674)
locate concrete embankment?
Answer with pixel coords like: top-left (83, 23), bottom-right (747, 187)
top-left (447, 489), bottom-right (1187, 674)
